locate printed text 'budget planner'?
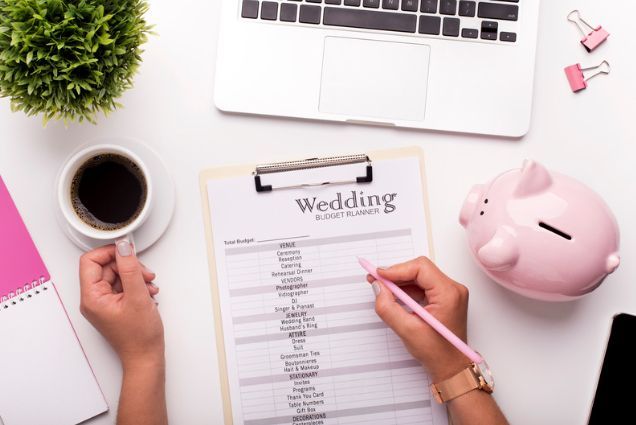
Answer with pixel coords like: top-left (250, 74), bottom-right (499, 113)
top-left (201, 149), bottom-right (447, 425)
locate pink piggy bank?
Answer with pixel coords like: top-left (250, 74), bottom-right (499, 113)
top-left (460, 160), bottom-right (620, 302)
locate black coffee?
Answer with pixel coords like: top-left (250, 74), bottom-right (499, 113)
top-left (71, 154), bottom-right (148, 231)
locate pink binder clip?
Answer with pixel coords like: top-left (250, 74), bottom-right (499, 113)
top-left (564, 60), bottom-right (610, 93)
top-left (567, 10), bottom-right (609, 52)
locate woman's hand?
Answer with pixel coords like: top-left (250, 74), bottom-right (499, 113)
top-left (368, 256), bottom-right (470, 382)
top-left (79, 241), bottom-right (168, 425)
top-left (79, 241), bottom-right (164, 369)
top-left (369, 257), bottom-right (509, 424)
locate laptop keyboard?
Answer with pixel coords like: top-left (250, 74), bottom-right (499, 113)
top-left (241, 0), bottom-right (519, 43)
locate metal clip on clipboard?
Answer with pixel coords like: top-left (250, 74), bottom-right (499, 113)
top-left (254, 154), bottom-right (373, 193)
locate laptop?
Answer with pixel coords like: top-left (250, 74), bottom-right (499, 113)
top-left (214, 0), bottom-right (541, 137)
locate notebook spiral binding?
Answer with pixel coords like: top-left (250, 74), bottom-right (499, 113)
top-left (1, 277), bottom-right (48, 311)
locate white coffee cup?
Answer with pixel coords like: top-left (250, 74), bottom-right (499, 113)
top-left (57, 144), bottom-right (153, 242)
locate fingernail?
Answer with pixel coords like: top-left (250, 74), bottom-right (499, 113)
top-left (116, 240), bottom-right (133, 257)
top-left (142, 264), bottom-right (155, 275)
top-left (372, 282), bottom-right (381, 297)
top-left (150, 282), bottom-right (159, 289)
top-left (378, 266), bottom-right (387, 271)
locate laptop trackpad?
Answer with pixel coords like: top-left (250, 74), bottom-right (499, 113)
top-left (319, 37), bottom-right (431, 122)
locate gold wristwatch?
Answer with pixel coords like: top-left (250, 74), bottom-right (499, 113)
top-left (430, 360), bottom-right (495, 404)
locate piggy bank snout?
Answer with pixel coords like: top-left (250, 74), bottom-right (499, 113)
top-left (477, 226), bottom-right (520, 272)
top-left (460, 184), bottom-right (485, 228)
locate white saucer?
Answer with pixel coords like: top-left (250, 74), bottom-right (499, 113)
top-left (55, 138), bottom-right (176, 253)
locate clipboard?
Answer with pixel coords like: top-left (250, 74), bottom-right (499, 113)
top-left (199, 146), bottom-right (435, 424)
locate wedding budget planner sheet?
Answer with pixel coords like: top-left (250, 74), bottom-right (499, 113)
top-left (202, 150), bottom-right (447, 425)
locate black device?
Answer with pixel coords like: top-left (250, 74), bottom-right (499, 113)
top-left (588, 313), bottom-right (636, 424)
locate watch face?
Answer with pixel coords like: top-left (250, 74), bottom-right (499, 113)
top-left (477, 360), bottom-right (495, 390)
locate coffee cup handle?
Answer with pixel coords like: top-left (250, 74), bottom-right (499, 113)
top-left (115, 233), bottom-right (137, 255)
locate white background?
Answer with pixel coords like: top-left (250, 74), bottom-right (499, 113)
top-left (1, 1), bottom-right (634, 424)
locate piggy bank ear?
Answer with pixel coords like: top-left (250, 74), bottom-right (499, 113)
top-left (477, 226), bottom-right (520, 272)
top-left (514, 160), bottom-right (553, 198)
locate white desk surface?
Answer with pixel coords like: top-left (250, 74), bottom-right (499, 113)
top-left (1, 1), bottom-right (634, 424)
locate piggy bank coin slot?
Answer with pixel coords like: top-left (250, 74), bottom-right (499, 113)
top-left (539, 222), bottom-right (572, 241)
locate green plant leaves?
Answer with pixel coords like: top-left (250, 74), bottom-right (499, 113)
top-left (0, 0), bottom-right (152, 124)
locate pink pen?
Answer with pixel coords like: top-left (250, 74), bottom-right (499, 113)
top-left (358, 257), bottom-right (483, 364)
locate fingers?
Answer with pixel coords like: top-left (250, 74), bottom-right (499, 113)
top-left (147, 283), bottom-right (160, 297)
top-left (79, 245), bottom-right (117, 292)
top-left (111, 280), bottom-right (159, 296)
top-left (378, 257), bottom-right (450, 292)
top-left (109, 263), bottom-right (156, 284)
top-left (367, 275), bottom-right (426, 302)
top-left (372, 282), bottom-right (422, 337)
top-left (102, 261), bottom-right (157, 296)
top-left (81, 245), bottom-right (117, 267)
top-left (399, 285), bottom-right (426, 303)
top-left (115, 239), bottom-right (151, 301)
top-left (140, 264), bottom-right (157, 282)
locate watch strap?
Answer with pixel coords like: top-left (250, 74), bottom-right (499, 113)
top-left (430, 366), bottom-right (480, 403)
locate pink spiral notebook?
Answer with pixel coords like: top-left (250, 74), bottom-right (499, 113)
top-left (0, 177), bottom-right (108, 425)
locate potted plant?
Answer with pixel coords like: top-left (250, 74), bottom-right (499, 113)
top-left (0, 0), bottom-right (151, 124)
